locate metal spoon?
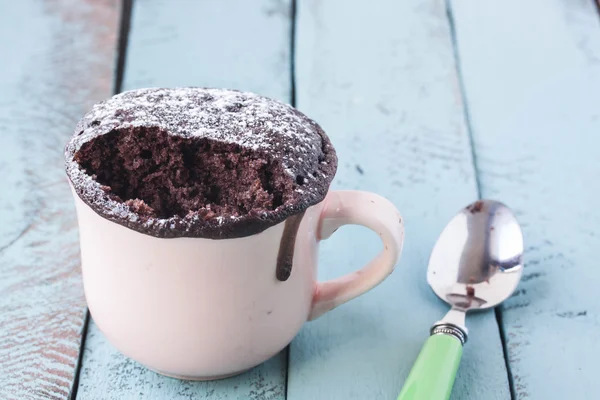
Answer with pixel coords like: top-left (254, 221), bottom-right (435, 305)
top-left (397, 199), bottom-right (524, 400)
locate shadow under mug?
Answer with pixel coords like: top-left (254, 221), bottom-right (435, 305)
top-left (72, 188), bottom-right (404, 380)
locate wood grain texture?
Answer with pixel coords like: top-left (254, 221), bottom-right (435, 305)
top-left (287, 1), bottom-right (510, 399)
top-left (450, 0), bottom-right (600, 398)
top-left (77, 0), bottom-right (292, 398)
top-left (0, 1), bottom-right (119, 399)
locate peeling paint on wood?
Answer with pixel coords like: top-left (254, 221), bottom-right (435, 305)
top-left (450, 0), bottom-right (600, 398)
top-left (0, 0), bottom-right (119, 399)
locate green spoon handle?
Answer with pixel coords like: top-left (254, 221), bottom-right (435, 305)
top-left (397, 334), bottom-right (463, 400)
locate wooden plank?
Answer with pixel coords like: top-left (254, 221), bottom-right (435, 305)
top-left (122, 0), bottom-right (292, 98)
top-left (0, 1), bottom-right (119, 399)
top-left (77, 320), bottom-right (286, 400)
top-left (76, 0), bottom-right (292, 398)
top-left (450, 0), bottom-right (600, 398)
top-left (287, 1), bottom-right (511, 399)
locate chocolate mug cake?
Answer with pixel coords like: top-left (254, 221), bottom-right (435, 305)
top-left (66, 88), bottom-right (337, 238)
top-left (66, 88), bottom-right (337, 281)
top-left (65, 88), bottom-right (404, 380)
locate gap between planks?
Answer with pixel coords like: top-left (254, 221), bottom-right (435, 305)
top-left (70, 0), bottom-right (134, 398)
top-left (444, 1), bottom-right (516, 398)
top-left (284, 1), bottom-right (298, 397)
top-left (113, 0), bottom-right (134, 95)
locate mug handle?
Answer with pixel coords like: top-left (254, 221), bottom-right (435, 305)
top-left (308, 190), bottom-right (405, 320)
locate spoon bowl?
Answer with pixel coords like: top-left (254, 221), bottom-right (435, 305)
top-left (427, 200), bottom-right (524, 312)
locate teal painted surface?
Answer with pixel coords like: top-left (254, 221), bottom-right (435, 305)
top-left (450, 0), bottom-right (600, 398)
top-left (1, 0), bottom-right (594, 398)
top-left (76, 0), bottom-right (292, 398)
top-left (397, 335), bottom-right (462, 400)
top-left (122, 0), bottom-right (292, 102)
top-left (0, 0), bottom-right (118, 398)
top-left (78, 320), bottom-right (286, 400)
top-left (288, 1), bottom-right (510, 399)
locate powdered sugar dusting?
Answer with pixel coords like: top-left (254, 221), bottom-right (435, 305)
top-left (65, 88), bottom-right (337, 239)
top-left (71, 88), bottom-right (319, 156)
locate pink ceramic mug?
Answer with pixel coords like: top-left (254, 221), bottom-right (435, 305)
top-left (73, 187), bottom-right (404, 380)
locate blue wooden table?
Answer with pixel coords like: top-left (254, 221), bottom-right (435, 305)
top-left (1, 0), bottom-right (599, 399)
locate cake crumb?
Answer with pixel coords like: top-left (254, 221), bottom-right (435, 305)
top-left (125, 199), bottom-right (155, 217)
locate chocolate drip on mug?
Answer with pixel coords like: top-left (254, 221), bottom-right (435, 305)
top-left (276, 211), bottom-right (305, 281)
